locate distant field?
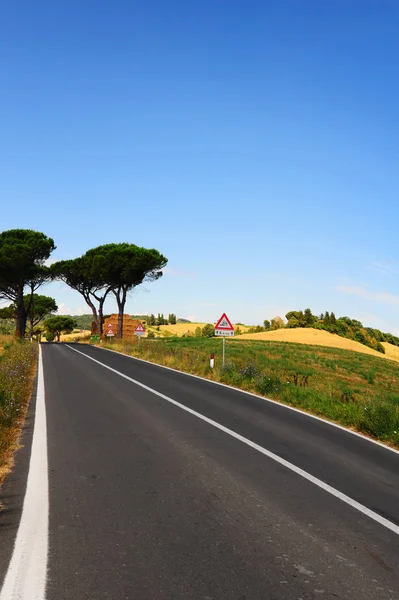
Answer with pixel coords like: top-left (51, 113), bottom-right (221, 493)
top-left (60, 330), bottom-right (91, 342)
top-left (157, 322), bottom-right (251, 337)
top-left (239, 327), bottom-right (399, 362)
top-left (382, 342), bottom-right (399, 362)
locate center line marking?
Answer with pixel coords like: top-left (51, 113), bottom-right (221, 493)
top-left (66, 344), bottom-right (399, 536)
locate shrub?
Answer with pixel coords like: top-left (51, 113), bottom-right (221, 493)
top-left (147, 331), bottom-right (155, 339)
top-left (359, 401), bottom-right (399, 439)
top-left (255, 374), bottom-right (282, 396)
top-left (239, 363), bottom-right (259, 379)
top-left (202, 324), bottom-right (215, 338)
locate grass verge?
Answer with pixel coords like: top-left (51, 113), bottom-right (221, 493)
top-left (0, 337), bottom-right (38, 486)
top-left (100, 336), bottom-right (399, 449)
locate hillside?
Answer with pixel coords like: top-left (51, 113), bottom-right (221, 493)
top-left (239, 327), bottom-right (399, 362)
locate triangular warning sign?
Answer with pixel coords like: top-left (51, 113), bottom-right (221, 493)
top-left (215, 313), bottom-right (234, 331)
top-left (135, 323), bottom-right (145, 332)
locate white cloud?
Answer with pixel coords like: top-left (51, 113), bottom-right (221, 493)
top-left (371, 261), bottom-right (399, 277)
top-left (336, 285), bottom-right (399, 306)
top-left (57, 303), bottom-right (88, 315)
top-left (44, 258), bottom-right (58, 267)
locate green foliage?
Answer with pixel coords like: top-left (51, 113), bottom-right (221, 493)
top-left (168, 313), bottom-right (176, 325)
top-left (263, 320), bottom-right (271, 330)
top-left (285, 308), bottom-right (388, 354)
top-left (248, 325), bottom-right (265, 333)
top-left (0, 229), bottom-right (55, 337)
top-left (255, 374), bottom-right (283, 395)
top-left (66, 314), bottom-right (93, 330)
top-left (0, 306), bottom-right (14, 319)
top-left (147, 331), bottom-right (155, 339)
top-left (359, 401), bottom-right (399, 440)
top-left (194, 326), bottom-right (202, 337)
top-left (271, 316), bottom-right (284, 329)
top-left (44, 316), bottom-right (76, 342)
top-left (202, 323), bottom-right (215, 337)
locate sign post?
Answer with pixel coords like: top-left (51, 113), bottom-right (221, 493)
top-left (214, 313), bottom-right (234, 367)
top-left (106, 323), bottom-right (115, 339)
top-left (134, 323), bottom-right (146, 349)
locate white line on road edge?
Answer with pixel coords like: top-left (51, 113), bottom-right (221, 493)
top-left (66, 344), bottom-right (399, 536)
top-left (0, 345), bottom-right (49, 600)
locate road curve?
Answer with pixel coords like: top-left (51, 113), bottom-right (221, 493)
top-left (1, 342), bottom-right (399, 599)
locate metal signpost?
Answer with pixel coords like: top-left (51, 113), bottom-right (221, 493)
top-left (214, 313), bottom-right (234, 367)
top-left (134, 323), bottom-right (145, 348)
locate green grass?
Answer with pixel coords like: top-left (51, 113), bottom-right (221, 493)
top-left (102, 336), bottom-right (399, 448)
top-left (0, 339), bottom-right (38, 484)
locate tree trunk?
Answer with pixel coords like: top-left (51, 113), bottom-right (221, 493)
top-left (115, 287), bottom-right (127, 339)
top-left (15, 286), bottom-right (26, 338)
top-left (29, 317), bottom-right (34, 340)
top-left (84, 294), bottom-right (99, 335)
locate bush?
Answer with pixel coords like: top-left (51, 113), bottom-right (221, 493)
top-left (239, 363), bottom-right (259, 379)
top-left (147, 331), bottom-right (155, 339)
top-left (255, 374), bottom-right (283, 395)
top-left (45, 332), bottom-right (55, 342)
top-left (359, 401), bottom-right (399, 439)
top-left (202, 324), bottom-right (215, 338)
top-left (194, 327), bottom-right (202, 337)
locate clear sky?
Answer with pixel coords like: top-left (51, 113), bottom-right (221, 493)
top-left (1, 1), bottom-right (399, 331)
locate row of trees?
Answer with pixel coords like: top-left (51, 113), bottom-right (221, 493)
top-left (0, 229), bottom-right (167, 339)
top-left (146, 313), bottom-right (176, 326)
top-left (282, 308), bottom-right (397, 354)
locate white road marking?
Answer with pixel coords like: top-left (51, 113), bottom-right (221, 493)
top-left (0, 345), bottom-right (49, 600)
top-left (66, 344), bottom-right (399, 536)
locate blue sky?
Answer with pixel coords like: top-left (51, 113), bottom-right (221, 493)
top-left (1, 1), bottom-right (399, 331)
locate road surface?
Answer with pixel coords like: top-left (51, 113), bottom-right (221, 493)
top-left (1, 342), bottom-right (399, 599)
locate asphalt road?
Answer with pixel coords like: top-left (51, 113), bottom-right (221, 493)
top-left (1, 342), bottom-right (399, 599)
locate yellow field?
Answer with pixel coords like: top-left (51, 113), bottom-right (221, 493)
top-left (59, 330), bottom-right (91, 342)
top-left (238, 327), bottom-right (399, 362)
top-left (381, 342), bottom-right (399, 362)
top-left (157, 322), bottom-right (251, 337)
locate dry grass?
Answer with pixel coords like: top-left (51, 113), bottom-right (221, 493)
top-left (60, 330), bottom-right (91, 342)
top-left (381, 342), bottom-right (399, 362)
top-left (0, 334), bottom-right (13, 355)
top-left (239, 327), bottom-right (398, 361)
top-left (0, 340), bottom-right (38, 486)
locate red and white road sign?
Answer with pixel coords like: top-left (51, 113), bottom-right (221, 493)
top-left (214, 313), bottom-right (235, 337)
top-left (134, 323), bottom-right (145, 336)
top-left (106, 323), bottom-right (115, 337)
